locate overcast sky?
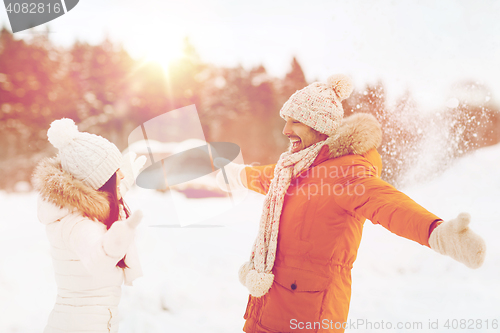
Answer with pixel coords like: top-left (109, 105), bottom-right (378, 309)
top-left (1, 0), bottom-right (499, 110)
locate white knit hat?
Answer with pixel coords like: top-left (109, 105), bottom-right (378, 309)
top-left (47, 118), bottom-right (123, 190)
top-left (280, 74), bottom-right (354, 136)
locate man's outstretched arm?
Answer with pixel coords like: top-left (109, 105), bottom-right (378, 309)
top-left (334, 162), bottom-right (486, 268)
top-left (215, 158), bottom-right (276, 195)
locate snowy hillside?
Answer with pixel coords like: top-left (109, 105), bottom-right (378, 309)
top-left (1, 143), bottom-right (499, 332)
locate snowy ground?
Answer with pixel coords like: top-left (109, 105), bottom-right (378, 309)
top-left (1, 143), bottom-right (499, 332)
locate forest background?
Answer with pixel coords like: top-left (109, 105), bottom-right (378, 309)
top-left (0, 27), bottom-right (499, 190)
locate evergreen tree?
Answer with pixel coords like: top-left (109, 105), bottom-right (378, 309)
top-left (280, 57), bottom-right (307, 104)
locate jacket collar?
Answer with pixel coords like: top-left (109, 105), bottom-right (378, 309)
top-left (32, 156), bottom-right (111, 222)
top-left (312, 112), bottom-right (382, 167)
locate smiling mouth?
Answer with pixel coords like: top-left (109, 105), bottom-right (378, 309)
top-left (290, 138), bottom-right (301, 152)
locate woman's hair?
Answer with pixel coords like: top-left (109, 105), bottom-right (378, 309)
top-left (98, 172), bottom-right (131, 269)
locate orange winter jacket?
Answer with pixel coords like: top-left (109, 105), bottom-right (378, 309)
top-left (241, 113), bottom-right (441, 333)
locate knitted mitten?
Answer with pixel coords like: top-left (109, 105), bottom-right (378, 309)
top-left (429, 213), bottom-right (486, 269)
top-left (120, 152), bottom-right (147, 195)
top-left (103, 210), bottom-right (143, 258)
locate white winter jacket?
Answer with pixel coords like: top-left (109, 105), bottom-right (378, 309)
top-left (33, 157), bottom-right (142, 333)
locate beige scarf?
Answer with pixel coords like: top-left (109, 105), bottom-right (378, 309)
top-left (239, 138), bottom-right (331, 297)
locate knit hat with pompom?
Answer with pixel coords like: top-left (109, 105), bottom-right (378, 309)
top-left (280, 74), bottom-right (354, 136)
top-left (47, 118), bottom-right (122, 190)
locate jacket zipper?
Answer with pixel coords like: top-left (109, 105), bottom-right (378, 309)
top-left (107, 308), bottom-right (112, 332)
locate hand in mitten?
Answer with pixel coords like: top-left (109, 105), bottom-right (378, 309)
top-left (103, 210), bottom-right (143, 259)
top-left (120, 152), bottom-right (147, 195)
top-left (214, 157), bottom-right (247, 192)
top-left (429, 212), bottom-right (486, 269)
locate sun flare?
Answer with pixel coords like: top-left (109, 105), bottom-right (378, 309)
top-left (130, 34), bottom-right (184, 75)
top-left (143, 43), bottom-right (183, 75)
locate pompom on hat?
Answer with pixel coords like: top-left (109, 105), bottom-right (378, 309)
top-left (47, 118), bottom-right (122, 190)
top-left (280, 74), bottom-right (353, 136)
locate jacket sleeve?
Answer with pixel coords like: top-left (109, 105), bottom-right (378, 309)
top-left (244, 164), bottom-right (276, 195)
top-left (332, 157), bottom-right (441, 247)
top-left (61, 214), bottom-right (130, 275)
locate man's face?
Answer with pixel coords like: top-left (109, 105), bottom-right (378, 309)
top-left (282, 116), bottom-right (328, 153)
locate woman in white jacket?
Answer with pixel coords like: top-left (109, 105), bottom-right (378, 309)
top-left (33, 118), bottom-right (145, 333)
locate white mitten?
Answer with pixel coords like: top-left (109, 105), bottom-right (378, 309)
top-left (214, 157), bottom-right (247, 192)
top-left (429, 213), bottom-right (486, 269)
top-left (120, 152), bottom-right (147, 195)
top-left (103, 210), bottom-right (143, 258)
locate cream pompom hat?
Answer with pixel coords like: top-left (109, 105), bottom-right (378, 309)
top-left (280, 74), bottom-right (354, 136)
top-left (47, 118), bottom-right (123, 190)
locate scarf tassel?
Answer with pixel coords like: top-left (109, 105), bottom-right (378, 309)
top-left (239, 262), bottom-right (274, 297)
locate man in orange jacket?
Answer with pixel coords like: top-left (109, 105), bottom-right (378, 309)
top-left (215, 74), bottom-right (486, 333)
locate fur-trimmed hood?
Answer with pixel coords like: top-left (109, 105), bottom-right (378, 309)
top-left (32, 156), bottom-right (111, 224)
top-left (324, 112), bottom-right (382, 159)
